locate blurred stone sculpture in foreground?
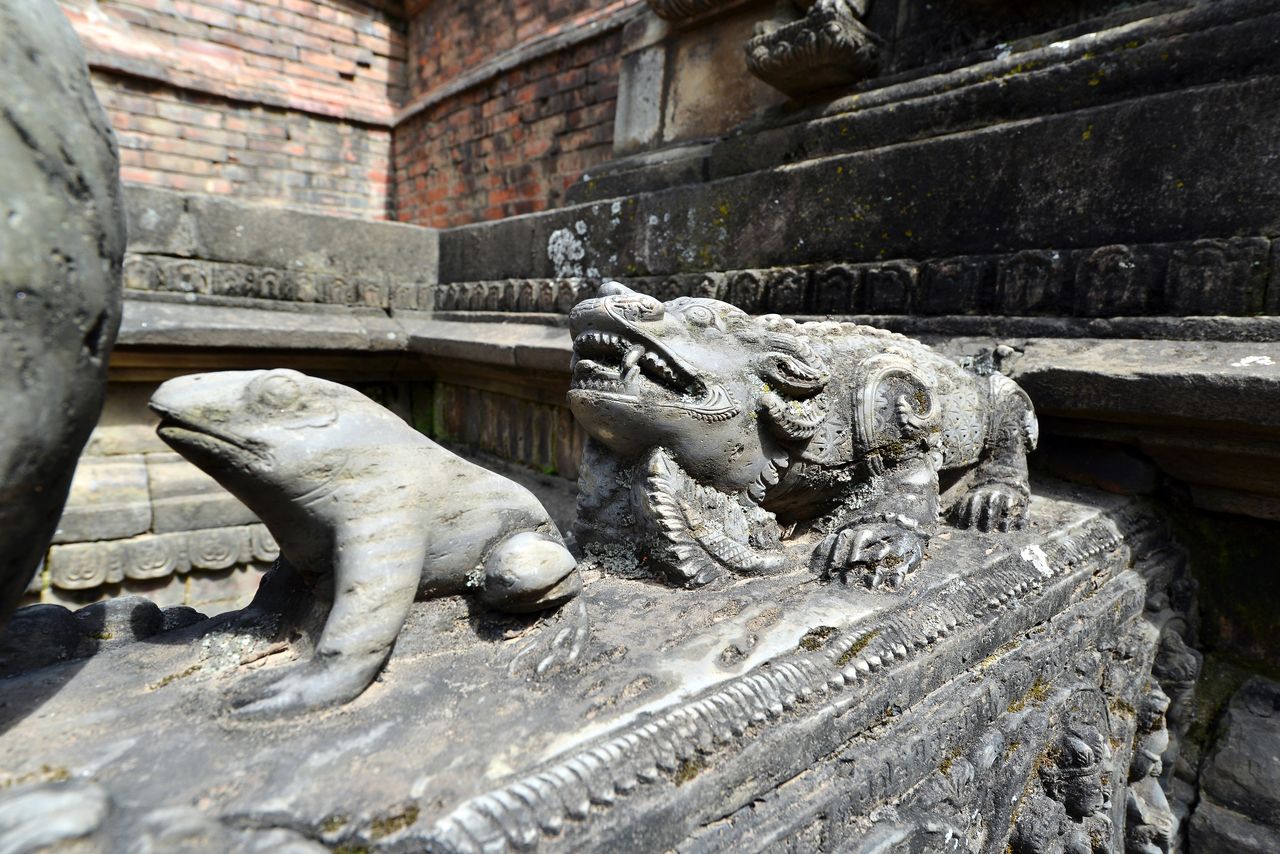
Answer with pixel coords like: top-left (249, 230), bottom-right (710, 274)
top-left (149, 369), bottom-right (582, 716)
top-left (569, 282), bottom-right (1038, 589)
top-left (0, 0), bottom-right (126, 629)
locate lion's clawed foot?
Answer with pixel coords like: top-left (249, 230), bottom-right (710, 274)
top-left (507, 598), bottom-right (590, 679)
top-left (815, 522), bottom-right (927, 591)
top-left (954, 482), bottom-right (1029, 532)
top-left (228, 655), bottom-right (380, 719)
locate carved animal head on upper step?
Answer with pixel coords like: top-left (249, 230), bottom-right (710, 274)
top-left (568, 281), bottom-right (831, 493)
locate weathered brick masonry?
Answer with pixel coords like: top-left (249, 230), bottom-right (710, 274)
top-left (394, 30), bottom-right (625, 227)
top-left (56, 0), bottom-right (642, 225)
top-left (394, 0), bottom-right (643, 228)
top-left (58, 0), bottom-right (407, 218)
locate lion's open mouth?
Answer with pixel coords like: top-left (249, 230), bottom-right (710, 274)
top-left (570, 330), bottom-right (699, 398)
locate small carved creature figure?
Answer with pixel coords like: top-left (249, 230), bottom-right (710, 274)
top-left (568, 282), bottom-right (1037, 589)
top-left (150, 369), bottom-right (581, 716)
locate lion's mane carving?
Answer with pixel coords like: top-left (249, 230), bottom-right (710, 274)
top-left (568, 282), bottom-right (1037, 589)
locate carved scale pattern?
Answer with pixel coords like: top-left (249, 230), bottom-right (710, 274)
top-left (419, 508), bottom-right (1153, 851)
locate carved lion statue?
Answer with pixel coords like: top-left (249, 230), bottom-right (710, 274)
top-left (568, 281), bottom-right (1038, 589)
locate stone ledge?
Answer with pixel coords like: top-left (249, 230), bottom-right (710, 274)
top-left (118, 299), bottom-right (407, 352)
top-left (125, 187), bottom-right (438, 284)
top-left (0, 487), bottom-right (1170, 852)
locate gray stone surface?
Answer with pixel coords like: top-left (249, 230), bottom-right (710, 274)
top-left (0, 0), bottom-right (125, 628)
top-left (1192, 676), bottom-right (1280, 849)
top-left (51, 454), bottom-right (152, 544)
top-left (125, 186), bottom-right (439, 285)
top-left (148, 369), bottom-right (581, 716)
top-left (0, 484), bottom-right (1181, 851)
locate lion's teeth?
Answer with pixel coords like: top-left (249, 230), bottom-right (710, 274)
top-left (623, 345), bottom-right (644, 370)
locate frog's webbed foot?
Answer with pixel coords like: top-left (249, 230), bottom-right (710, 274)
top-left (954, 482), bottom-right (1029, 532)
top-left (228, 654), bottom-right (384, 719)
top-left (507, 598), bottom-right (590, 679)
top-left (815, 520), bottom-right (927, 591)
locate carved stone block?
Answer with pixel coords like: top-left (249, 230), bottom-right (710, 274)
top-left (920, 256), bottom-right (992, 315)
top-left (1073, 244), bottom-right (1167, 316)
top-left (764, 267), bottom-right (810, 313)
top-left (122, 254), bottom-right (162, 292)
top-left (47, 541), bottom-right (128, 591)
top-left (998, 249), bottom-right (1071, 315)
top-left (1165, 237), bottom-right (1269, 316)
top-left (812, 264), bottom-right (860, 314)
top-left (746, 1), bottom-right (880, 98)
top-left (52, 455), bottom-right (151, 544)
top-left (146, 453), bottom-right (258, 534)
top-left (861, 260), bottom-right (919, 313)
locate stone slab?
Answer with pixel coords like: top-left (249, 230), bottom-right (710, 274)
top-left (1197, 677), bottom-right (1280, 830)
top-left (0, 484), bottom-right (1163, 851)
top-left (125, 187), bottom-right (439, 284)
top-left (118, 298), bottom-right (400, 352)
top-left (146, 453), bottom-right (258, 534)
top-left (51, 455), bottom-right (151, 545)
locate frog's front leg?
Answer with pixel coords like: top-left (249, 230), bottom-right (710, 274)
top-left (814, 454), bottom-right (939, 590)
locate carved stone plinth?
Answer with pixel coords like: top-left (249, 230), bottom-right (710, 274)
top-left (0, 482), bottom-right (1190, 852)
top-left (746, 1), bottom-right (879, 98)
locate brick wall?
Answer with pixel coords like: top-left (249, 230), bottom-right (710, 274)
top-left (405, 0), bottom-right (613, 99)
top-left (55, 0), bottom-right (641, 224)
top-left (100, 73), bottom-right (393, 214)
top-left (59, 0), bottom-right (407, 219)
top-left (395, 30), bottom-right (622, 227)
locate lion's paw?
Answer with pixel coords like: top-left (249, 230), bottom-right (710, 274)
top-left (814, 523), bottom-right (926, 591)
top-left (954, 483), bottom-right (1029, 532)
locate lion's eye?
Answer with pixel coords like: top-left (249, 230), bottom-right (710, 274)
top-left (258, 374), bottom-right (301, 410)
top-left (686, 305), bottom-right (716, 327)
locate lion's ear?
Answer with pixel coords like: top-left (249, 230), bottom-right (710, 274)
top-left (756, 333), bottom-right (829, 397)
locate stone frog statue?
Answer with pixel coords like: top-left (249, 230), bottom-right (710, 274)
top-left (568, 281), bottom-right (1038, 589)
top-left (149, 369), bottom-right (582, 716)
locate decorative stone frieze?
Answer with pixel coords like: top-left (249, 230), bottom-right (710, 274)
top-left (435, 233), bottom-right (1277, 320)
top-left (122, 252), bottom-right (432, 311)
top-left (45, 524), bottom-right (275, 590)
top-left (746, 0), bottom-right (880, 98)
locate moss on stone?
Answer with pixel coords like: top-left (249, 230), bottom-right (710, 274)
top-left (674, 756), bottom-right (708, 786)
top-left (799, 625), bottom-right (840, 651)
top-left (835, 629), bottom-right (881, 667)
top-left (369, 804), bottom-right (420, 839)
top-left (148, 664), bottom-right (202, 691)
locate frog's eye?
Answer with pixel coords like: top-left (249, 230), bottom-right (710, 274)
top-left (686, 305), bottom-right (717, 328)
top-left (256, 373), bottom-right (301, 410)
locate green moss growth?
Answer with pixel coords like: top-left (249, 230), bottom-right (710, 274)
top-left (369, 805), bottom-right (420, 839)
top-left (149, 664), bottom-right (202, 691)
top-left (835, 629), bottom-right (881, 667)
top-left (799, 626), bottom-right (840, 651)
top-left (674, 756), bottom-right (708, 786)
top-left (1185, 652), bottom-right (1262, 751)
top-left (321, 815), bottom-right (349, 835)
top-left (1008, 676), bottom-right (1051, 713)
top-left (1161, 498), bottom-right (1280, 669)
